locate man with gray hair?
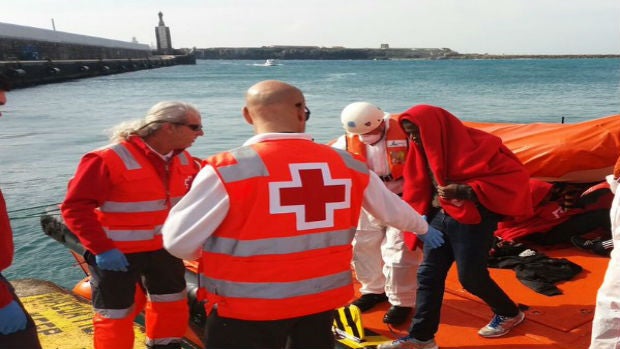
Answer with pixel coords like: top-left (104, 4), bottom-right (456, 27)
top-left (61, 101), bottom-right (203, 349)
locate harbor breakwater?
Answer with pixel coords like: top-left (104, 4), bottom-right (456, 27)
top-left (0, 55), bottom-right (195, 89)
top-left (0, 22), bottom-right (195, 89)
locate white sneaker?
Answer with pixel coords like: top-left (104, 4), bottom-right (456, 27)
top-left (377, 336), bottom-right (438, 349)
top-left (478, 311), bottom-right (525, 337)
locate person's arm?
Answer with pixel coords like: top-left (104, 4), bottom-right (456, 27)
top-left (0, 189), bottom-right (14, 308)
top-left (60, 154), bottom-right (116, 254)
top-left (362, 171), bottom-right (429, 234)
top-left (162, 165), bottom-right (230, 260)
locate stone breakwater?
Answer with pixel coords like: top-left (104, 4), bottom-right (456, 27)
top-left (0, 55), bottom-right (195, 89)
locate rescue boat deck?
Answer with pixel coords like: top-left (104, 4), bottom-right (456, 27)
top-left (358, 245), bottom-right (607, 349)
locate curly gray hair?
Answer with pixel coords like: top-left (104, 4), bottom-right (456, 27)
top-left (108, 101), bottom-right (200, 142)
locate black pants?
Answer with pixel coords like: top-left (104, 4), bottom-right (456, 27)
top-left (204, 309), bottom-right (335, 349)
top-left (0, 274), bottom-right (42, 349)
top-left (85, 248), bottom-right (186, 311)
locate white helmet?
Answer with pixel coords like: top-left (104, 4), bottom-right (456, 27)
top-left (340, 102), bottom-right (389, 135)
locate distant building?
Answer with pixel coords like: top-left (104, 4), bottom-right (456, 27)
top-left (155, 12), bottom-right (172, 54)
top-left (380, 44), bottom-right (389, 49)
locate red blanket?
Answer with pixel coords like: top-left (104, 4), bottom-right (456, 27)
top-left (495, 179), bottom-right (613, 241)
top-left (399, 105), bottom-right (533, 247)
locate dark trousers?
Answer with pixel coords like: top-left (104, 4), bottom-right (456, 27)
top-left (86, 248), bottom-right (186, 310)
top-left (409, 209), bottom-right (519, 341)
top-left (0, 274), bottom-right (42, 349)
top-left (204, 309), bottom-right (335, 349)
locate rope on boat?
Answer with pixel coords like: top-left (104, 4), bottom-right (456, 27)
top-left (7, 202), bottom-right (61, 220)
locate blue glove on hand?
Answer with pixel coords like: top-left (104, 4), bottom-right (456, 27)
top-left (418, 225), bottom-right (445, 249)
top-left (0, 300), bottom-right (28, 335)
top-left (95, 249), bottom-right (129, 272)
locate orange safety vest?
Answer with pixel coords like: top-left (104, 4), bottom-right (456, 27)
top-left (345, 116), bottom-right (408, 181)
top-left (95, 141), bottom-right (198, 253)
top-left (200, 139), bottom-right (370, 320)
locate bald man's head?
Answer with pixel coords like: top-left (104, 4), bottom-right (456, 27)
top-left (243, 80), bottom-right (307, 134)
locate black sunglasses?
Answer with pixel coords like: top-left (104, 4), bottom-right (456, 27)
top-left (172, 122), bottom-right (203, 132)
top-left (295, 103), bottom-right (311, 121)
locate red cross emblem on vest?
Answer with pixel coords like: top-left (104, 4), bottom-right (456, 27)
top-left (269, 163), bottom-right (352, 230)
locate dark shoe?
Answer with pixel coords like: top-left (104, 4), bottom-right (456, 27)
top-left (351, 293), bottom-right (388, 312)
top-left (383, 305), bottom-right (413, 325)
top-left (571, 236), bottom-right (612, 257)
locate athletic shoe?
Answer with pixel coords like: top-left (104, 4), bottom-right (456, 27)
top-left (478, 311), bottom-right (525, 337)
top-left (377, 336), bottom-right (438, 349)
top-left (351, 293), bottom-right (388, 312)
top-left (570, 236), bottom-right (612, 257)
top-left (383, 305), bottom-right (413, 325)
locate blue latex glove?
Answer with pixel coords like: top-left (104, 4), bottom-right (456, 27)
top-left (418, 225), bottom-right (445, 249)
top-left (95, 248), bottom-right (129, 272)
top-left (0, 300), bottom-right (28, 335)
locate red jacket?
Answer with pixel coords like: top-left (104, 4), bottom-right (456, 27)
top-left (61, 136), bottom-right (199, 254)
top-left (0, 189), bottom-right (15, 307)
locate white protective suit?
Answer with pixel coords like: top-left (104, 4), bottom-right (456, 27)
top-left (332, 119), bottom-right (422, 307)
top-left (590, 175), bottom-right (620, 349)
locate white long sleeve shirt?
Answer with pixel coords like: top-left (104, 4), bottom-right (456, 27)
top-left (162, 133), bottom-right (428, 260)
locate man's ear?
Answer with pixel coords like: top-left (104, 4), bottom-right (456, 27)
top-left (242, 106), bottom-right (254, 125)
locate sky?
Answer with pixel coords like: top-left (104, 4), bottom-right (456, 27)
top-left (2, 0), bottom-right (619, 55)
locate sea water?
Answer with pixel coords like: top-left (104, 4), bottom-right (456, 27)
top-left (1, 58), bottom-right (619, 290)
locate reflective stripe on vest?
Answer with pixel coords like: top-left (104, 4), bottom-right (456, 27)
top-left (109, 143), bottom-right (190, 169)
top-left (218, 147), bottom-right (269, 183)
top-left (110, 143), bottom-right (142, 170)
top-left (200, 270), bottom-right (351, 299)
top-left (204, 228), bottom-right (356, 256)
top-left (100, 196), bottom-right (184, 213)
top-left (103, 225), bottom-right (162, 242)
top-left (217, 146), bottom-right (366, 184)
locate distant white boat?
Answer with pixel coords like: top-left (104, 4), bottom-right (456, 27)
top-left (250, 59), bottom-right (280, 67)
top-left (263, 59), bottom-right (277, 66)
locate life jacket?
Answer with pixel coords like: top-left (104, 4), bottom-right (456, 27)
top-left (345, 116), bottom-right (408, 181)
top-left (199, 139), bottom-right (370, 320)
top-left (95, 141), bottom-right (197, 253)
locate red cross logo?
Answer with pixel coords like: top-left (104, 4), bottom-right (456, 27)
top-left (270, 163), bottom-right (352, 230)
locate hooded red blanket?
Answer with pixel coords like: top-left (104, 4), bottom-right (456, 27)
top-left (400, 105), bottom-right (533, 247)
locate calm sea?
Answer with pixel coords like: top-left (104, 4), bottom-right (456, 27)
top-left (2, 58), bottom-right (619, 290)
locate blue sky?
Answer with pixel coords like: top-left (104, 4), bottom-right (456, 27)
top-left (2, 0), bottom-right (619, 54)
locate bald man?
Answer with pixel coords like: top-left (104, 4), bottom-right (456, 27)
top-left (162, 80), bottom-right (442, 349)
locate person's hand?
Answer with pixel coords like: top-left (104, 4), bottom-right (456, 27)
top-left (0, 300), bottom-right (28, 334)
top-left (418, 225), bottom-right (445, 249)
top-left (95, 249), bottom-right (129, 271)
top-left (437, 184), bottom-right (475, 200)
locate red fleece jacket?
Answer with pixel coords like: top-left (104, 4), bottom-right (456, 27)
top-left (0, 189), bottom-right (15, 307)
top-left (399, 105), bottom-right (533, 248)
